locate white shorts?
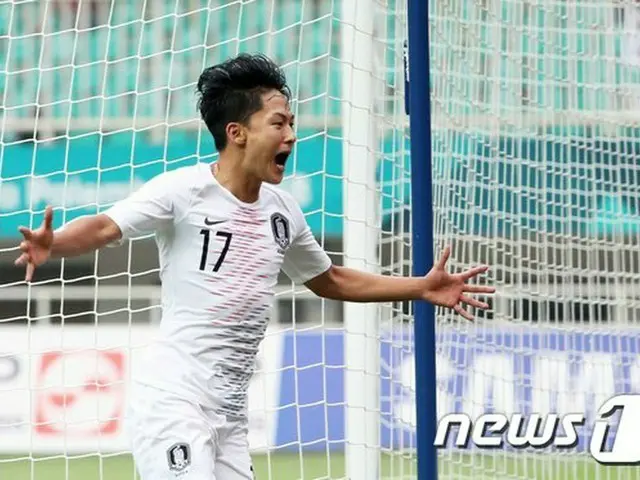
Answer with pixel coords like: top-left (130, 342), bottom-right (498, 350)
top-left (126, 383), bottom-right (254, 480)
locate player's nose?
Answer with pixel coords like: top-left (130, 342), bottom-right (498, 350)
top-left (284, 125), bottom-right (296, 145)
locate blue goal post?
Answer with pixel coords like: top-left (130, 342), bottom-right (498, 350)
top-left (406, 0), bottom-right (438, 479)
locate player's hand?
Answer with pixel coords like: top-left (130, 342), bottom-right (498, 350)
top-left (421, 246), bottom-right (495, 320)
top-left (14, 205), bottom-right (55, 282)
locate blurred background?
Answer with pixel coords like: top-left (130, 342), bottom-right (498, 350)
top-left (1, 0), bottom-right (640, 479)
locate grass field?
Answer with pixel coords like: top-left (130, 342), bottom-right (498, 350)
top-left (0, 453), bottom-right (639, 479)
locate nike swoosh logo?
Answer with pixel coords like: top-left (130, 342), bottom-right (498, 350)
top-left (204, 218), bottom-right (226, 226)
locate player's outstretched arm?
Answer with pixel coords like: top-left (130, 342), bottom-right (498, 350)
top-left (304, 246), bottom-right (495, 320)
top-left (14, 205), bottom-right (122, 282)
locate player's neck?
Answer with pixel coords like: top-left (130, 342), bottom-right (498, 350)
top-left (210, 157), bottom-right (261, 204)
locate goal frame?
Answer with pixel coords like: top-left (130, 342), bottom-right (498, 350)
top-left (407, 1), bottom-right (438, 479)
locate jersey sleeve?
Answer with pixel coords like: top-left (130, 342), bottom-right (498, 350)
top-left (103, 169), bottom-right (190, 243)
top-left (281, 201), bottom-right (332, 284)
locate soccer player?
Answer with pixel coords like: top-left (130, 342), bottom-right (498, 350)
top-left (14, 53), bottom-right (494, 479)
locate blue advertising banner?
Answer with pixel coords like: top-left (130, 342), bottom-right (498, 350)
top-left (272, 326), bottom-right (640, 452)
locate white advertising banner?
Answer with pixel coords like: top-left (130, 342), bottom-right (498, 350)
top-left (0, 325), bottom-right (282, 454)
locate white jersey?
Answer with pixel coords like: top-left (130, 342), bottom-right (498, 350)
top-left (103, 162), bottom-right (331, 417)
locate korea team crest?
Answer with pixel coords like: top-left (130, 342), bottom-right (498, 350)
top-left (167, 442), bottom-right (191, 473)
top-left (270, 213), bottom-right (290, 251)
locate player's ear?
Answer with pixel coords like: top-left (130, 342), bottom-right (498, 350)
top-left (226, 122), bottom-right (247, 147)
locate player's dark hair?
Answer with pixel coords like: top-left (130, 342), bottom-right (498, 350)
top-left (196, 53), bottom-right (291, 151)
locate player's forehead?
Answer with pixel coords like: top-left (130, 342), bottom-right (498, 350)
top-left (260, 90), bottom-right (293, 120)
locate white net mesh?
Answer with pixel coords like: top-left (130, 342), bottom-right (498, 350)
top-left (431, 0), bottom-right (640, 478)
top-left (0, 1), bottom-right (414, 479)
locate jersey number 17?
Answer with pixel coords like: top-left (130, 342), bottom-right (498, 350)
top-left (199, 229), bottom-right (233, 272)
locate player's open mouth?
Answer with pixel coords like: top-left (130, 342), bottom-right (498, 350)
top-left (274, 152), bottom-right (289, 171)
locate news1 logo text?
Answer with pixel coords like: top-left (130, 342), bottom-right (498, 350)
top-left (434, 394), bottom-right (640, 465)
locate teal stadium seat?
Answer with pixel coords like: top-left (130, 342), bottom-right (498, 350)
top-left (0, 0), bottom-right (635, 131)
top-left (0, 0), bottom-right (369, 122)
top-left (428, 1), bottom-right (638, 119)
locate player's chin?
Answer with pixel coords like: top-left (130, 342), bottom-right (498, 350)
top-left (264, 161), bottom-right (286, 184)
top-left (265, 168), bottom-right (285, 185)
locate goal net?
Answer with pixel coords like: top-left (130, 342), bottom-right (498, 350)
top-left (430, 0), bottom-right (640, 478)
top-left (0, 1), bottom-right (413, 480)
